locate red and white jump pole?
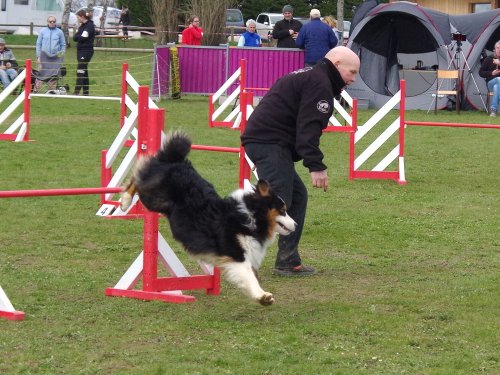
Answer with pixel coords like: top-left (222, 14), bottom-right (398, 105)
top-left (1, 86), bottom-right (222, 319)
top-left (0, 187), bottom-right (122, 198)
top-left (0, 59), bottom-right (32, 142)
top-left (0, 186), bottom-right (124, 321)
top-left (105, 86), bottom-right (221, 304)
top-left (0, 285), bottom-right (25, 321)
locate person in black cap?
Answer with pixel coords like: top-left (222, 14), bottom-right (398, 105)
top-left (272, 4), bottom-right (302, 48)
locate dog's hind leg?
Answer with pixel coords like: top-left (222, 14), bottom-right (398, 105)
top-left (120, 177), bottom-right (137, 211)
top-left (222, 261), bottom-right (274, 306)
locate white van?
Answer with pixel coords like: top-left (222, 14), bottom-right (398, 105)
top-left (254, 13), bottom-right (283, 40)
top-left (0, 0), bottom-right (66, 34)
top-left (69, 6), bottom-right (122, 34)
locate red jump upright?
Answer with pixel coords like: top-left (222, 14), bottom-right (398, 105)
top-left (105, 86), bottom-right (221, 304)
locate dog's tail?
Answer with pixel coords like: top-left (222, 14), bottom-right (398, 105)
top-left (120, 131), bottom-right (191, 211)
top-left (157, 131), bottom-right (191, 164)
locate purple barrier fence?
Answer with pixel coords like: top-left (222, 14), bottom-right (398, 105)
top-left (152, 45), bottom-right (304, 97)
top-left (228, 47), bottom-right (304, 96)
top-left (177, 46), bottom-right (227, 94)
top-left (152, 45), bottom-right (170, 97)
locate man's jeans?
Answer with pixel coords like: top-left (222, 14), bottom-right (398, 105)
top-left (487, 77), bottom-right (500, 112)
top-left (244, 143), bottom-right (307, 269)
top-left (0, 68), bottom-right (17, 88)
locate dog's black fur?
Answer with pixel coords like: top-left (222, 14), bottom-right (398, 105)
top-left (121, 131), bottom-right (296, 305)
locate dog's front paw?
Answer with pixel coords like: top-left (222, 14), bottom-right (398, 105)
top-left (258, 292), bottom-right (274, 306)
top-left (120, 192), bottom-right (133, 211)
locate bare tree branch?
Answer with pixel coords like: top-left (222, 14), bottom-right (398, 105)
top-left (149, 0), bottom-right (179, 44)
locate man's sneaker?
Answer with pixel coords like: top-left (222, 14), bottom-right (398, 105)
top-left (273, 264), bottom-right (317, 276)
top-left (490, 111), bottom-right (497, 117)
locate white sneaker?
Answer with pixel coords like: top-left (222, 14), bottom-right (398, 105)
top-left (490, 110), bottom-right (497, 117)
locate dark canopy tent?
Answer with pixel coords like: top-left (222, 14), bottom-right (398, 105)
top-left (346, 1), bottom-right (453, 109)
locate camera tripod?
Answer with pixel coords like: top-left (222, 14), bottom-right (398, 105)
top-left (449, 38), bottom-right (487, 111)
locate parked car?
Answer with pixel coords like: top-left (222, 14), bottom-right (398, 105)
top-left (226, 8), bottom-right (245, 37)
top-left (342, 20), bottom-right (351, 40)
top-left (69, 6), bottom-right (122, 34)
top-left (226, 8), bottom-right (245, 29)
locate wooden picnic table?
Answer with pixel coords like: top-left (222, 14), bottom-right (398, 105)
top-left (95, 35), bottom-right (129, 49)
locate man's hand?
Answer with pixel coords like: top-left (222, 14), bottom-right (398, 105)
top-left (310, 170), bottom-right (329, 192)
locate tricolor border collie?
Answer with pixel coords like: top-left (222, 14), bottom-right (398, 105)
top-left (120, 131), bottom-right (296, 305)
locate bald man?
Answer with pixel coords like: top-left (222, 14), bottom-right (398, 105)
top-left (241, 46), bottom-right (360, 276)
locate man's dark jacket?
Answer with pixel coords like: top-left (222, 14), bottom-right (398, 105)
top-left (479, 55), bottom-right (499, 83)
top-left (272, 18), bottom-right (302, 48)
top-left (241, 59), bottom-right (345, 172)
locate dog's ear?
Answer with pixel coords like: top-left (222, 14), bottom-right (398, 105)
top-left (256, 179), bottom-right (271, 197)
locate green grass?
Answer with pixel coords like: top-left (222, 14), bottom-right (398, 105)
top-left (1, 52), bottom-right (500, 374)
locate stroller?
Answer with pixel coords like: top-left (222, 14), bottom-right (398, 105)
top-left (32, 53), bottom-right (69, 95)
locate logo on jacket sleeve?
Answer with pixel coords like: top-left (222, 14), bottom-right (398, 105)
top-left (317, 100), bottom-right (330, 113)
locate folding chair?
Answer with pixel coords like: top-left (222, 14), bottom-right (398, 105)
top-left (33, 66), bottom-right (69, 94)
top-left (428, 69), bottom-right (460, 114)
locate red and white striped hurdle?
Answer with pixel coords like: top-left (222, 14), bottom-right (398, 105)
top-left (0, 59), bottom-right (124, 143)
top-left (209, 59), bottom-right (356, 133)
top-left (233, 77), bottom-right (404, 185)
top-left (0, 285), bottom-right (25, 321)
top-left (0, 59), bottom-right (32, 142)
top-left (0, 60), bottom-right (154, 218)
top-left (0, 87), bottom-right (258, 320)
top-left (0, 184), bottom-right (124, 321)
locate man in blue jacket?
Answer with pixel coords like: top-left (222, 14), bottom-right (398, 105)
top-left (34, 16), bottom-right (66, 92)
top-left (296, 9), bottom-right (338, 66)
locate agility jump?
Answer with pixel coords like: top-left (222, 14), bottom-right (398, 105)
top-left (0, 85), bottom-right (260, 320)
top-left (0, 59), bottom-right (126, 143)
top-left (209, 59), bottom-right (356, 132)
top-left (212, 60), bottom-right (405, 185)
top-left (0, 87), bottom-right (222, 320)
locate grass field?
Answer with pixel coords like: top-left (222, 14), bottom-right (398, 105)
top-left (1, 41), bottom-right (499, 374)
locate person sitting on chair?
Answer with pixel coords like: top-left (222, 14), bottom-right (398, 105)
top-left (479, 40), bottom-right (500, 117)
top-left (0, 38), bottom-right (18, 89)
top-left (34, 16), bottom-right (66, 93)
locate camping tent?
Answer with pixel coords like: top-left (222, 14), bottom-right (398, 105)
top-left (452, 10), bottom-right (500, 111)
top-left (346, 1), bottom-right (454, 110)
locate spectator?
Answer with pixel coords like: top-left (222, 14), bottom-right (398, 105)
top-left (241, 46), bottom-right (360, 276)
top-left (296, 9), bottom-right (338, 66)
top-left (0, 38), bottom-right (18, 89)
top-left (237, 19), bottom-right (262, 47)
top-left (72, 9), bottom-right (95, 96)
top-left (182, 16), bottom-right (203, 46)
top-left (479, 40), bottom-right (500, 117)
top-left (119, 5), bottom-right (131, 39)
top-left (272, 4), bottom-right (302, 48)
top-left (34, 16), bottom-right (66, 93)
top-left (323, 15), bottom-right (340, 44)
